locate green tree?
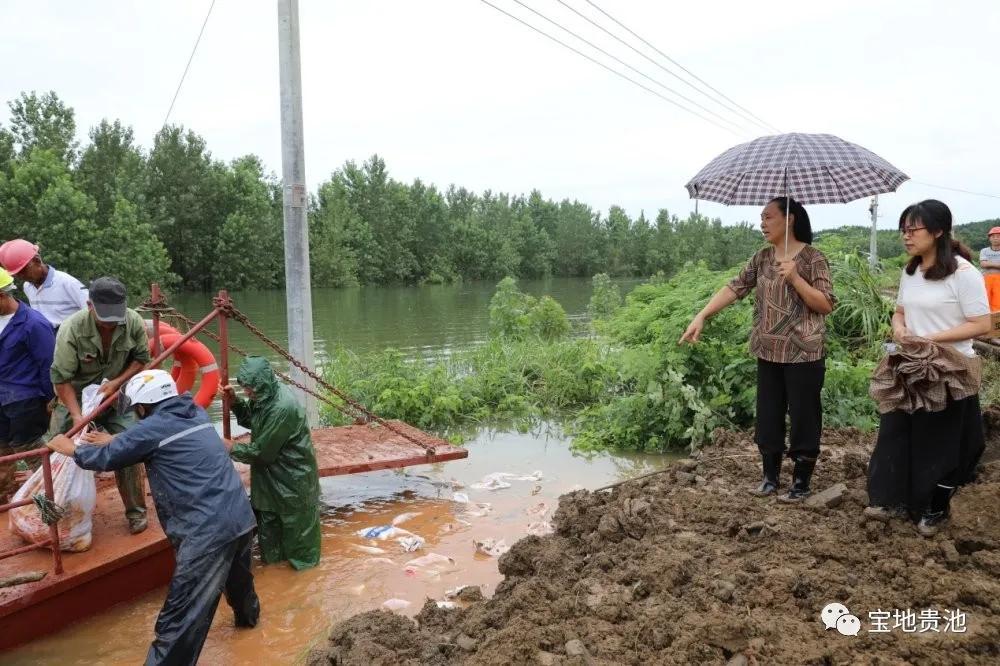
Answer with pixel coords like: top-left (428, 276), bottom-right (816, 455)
top-left (76, 119), bottom-right (146, 222)
top-left (310, 172), bottom-right (364, 287)
top-left (212, 156), bottom-right (284, 290)
top-left (6, 91), bottom-right (78, 164)
top-left (0, 150), bottom-right (171, 297)
top-left (145, 126), bottom-right (231, 289)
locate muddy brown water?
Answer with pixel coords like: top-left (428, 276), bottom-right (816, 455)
top-left (5, 424), bottom-right (674, 665)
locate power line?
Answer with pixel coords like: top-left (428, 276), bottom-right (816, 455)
top-left (162, 0), bottom-right (217, 129)
top-left (553, 0), bottom-right (772, 134)
top-left (508, 0), bottom-right (750, 133)
top-left (583, 0), bottom-right (781, 134)
top-left (910, 181), bottom-right (1000, 200)
top-left (478, 0), bottom-right (741, 136)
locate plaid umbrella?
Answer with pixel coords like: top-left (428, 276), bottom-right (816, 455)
top-left (685, 132), bottom-right (908, 206)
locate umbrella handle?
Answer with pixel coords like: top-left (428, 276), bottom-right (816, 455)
top-left (784, 176), bottom-right (790, 258)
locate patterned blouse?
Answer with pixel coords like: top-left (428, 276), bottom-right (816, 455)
top-left (727, 245), bottom-right (835, 364)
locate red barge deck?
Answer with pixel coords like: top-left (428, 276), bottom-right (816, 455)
top-left (0, 422), bottom-right (465, 650)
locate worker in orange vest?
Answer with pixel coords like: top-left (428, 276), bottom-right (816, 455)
top-left (979, 226), bottom-right (1000, 312)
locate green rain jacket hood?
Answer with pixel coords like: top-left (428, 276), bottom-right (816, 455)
top-left (236, 356), bottom-right (280, 403)
top-left (230, 357), bottom-right (320, 514)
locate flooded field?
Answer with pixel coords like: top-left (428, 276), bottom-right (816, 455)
top-left (6, 423), bottom-right (672, 665)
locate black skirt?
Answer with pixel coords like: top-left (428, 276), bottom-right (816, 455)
top-left (867, 394), bottom-right (985, 516)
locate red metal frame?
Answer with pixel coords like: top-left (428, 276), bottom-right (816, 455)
top-left (0, 449), bottom-right (63, 574)
top-left (0, 289), bottom-right (231, 578)
top-left (214, 290), bottom-right (232, 440)
top-left (150, 283), bottom-right (164, 357)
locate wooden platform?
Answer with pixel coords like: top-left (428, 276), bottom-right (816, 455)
top-left (306, 420), bottom-right (466, 477)
top-left (0, 423), bottom-right (466, 650)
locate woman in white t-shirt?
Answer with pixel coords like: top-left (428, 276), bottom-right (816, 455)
top-left (866, 200), bottom-right (991, 537)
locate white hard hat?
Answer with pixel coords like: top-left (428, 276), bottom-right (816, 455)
top-left (123, 370), bottom-right (178, 411)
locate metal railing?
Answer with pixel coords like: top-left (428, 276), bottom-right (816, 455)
top-left (0, 291), bottom-right (228, 577)
top-left (0, 281), bottom-right (434, 577)
top-left (0, 450), bottom-right (63, 574)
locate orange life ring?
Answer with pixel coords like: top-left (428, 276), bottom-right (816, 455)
top-left (144, 321), bottom-right (188, 386)
top-left (145, 324), bottom-right (220, 408)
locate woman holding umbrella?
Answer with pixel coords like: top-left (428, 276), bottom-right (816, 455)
top-left (680, 196), bottom-right (835, 501)
top-left (866, 200), bottom-right (990, 536)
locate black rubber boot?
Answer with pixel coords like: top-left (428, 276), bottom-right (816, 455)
top-left (779, 456), bottom-right (816, 503)
top-left (917, 484), bottom-right (954, 538)
top-left (750, 452), bottom-right (782, 496)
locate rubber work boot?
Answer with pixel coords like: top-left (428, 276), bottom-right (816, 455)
top-left (778, 456), bottom-right (816, 503)
top-left (750, 452), bottom-right (782, 496)
top-left (917, 484), bottom-right (954, 538)
top-left (128, 513), bottom-right (148, 535)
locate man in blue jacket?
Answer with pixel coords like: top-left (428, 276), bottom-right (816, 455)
top-left (47, 369), bottom-right (260, 666)
top-left (0, 268), bottom-right (55, 500)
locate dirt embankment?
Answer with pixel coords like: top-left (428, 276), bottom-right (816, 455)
top-left (307, 422), bottom-right (1000, 665)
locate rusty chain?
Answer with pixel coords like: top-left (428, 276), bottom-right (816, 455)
top-left (138, 300), bottom-right (437, 455)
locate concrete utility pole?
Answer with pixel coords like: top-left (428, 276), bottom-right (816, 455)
top-left (868, 195), bottom-right (879, 269)
top-left (277, 0), bottom-right (317, 424)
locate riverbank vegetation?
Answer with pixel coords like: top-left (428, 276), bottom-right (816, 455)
top-left (3, 91), bottom-right (996, 297)
top-left (320, 251), bottom-right (921, 452)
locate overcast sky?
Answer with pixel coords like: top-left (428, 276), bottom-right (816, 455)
top-left (3, 1), bottom-right (998, 231)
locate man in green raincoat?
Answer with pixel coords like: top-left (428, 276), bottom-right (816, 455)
top-left (223, 357), bottom-right (321, 570)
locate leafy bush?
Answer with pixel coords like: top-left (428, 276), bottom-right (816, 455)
top-left (319, 338), bottom-right (616, 435)
top-left (588, 273), bottom-right (622, 322)
top-left (827, 252), bottom-right (894, 352)
top-left (488, 277), bottom-right (570, 341)
top-left (321, 261), bottom-right (891, 453)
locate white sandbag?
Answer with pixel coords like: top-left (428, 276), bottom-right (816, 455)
top-left (9, 385), bottom-right (101, 552)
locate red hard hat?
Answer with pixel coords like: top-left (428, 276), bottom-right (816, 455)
top-left (989, 227), bottom-right (1000, 237)
top-left (0, 239), bottom-right (40, 275)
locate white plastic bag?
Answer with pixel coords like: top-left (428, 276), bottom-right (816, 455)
top-left (10, 385), bottom-right (101, 552)
top-left (474, 538), bottom-right (510, 558)
top-left (470, 472), bottom-right (517, 491)
top-left (382, 598), bottom-right (412, 612)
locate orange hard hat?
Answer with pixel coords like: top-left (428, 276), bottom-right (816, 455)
top-left (989, 227), bottom-right (1000, 237)
top-left (0, 239), bottom-right (40, 275)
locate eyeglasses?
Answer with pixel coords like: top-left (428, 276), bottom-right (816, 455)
top-left (900, 225), bottom-right (927, 236)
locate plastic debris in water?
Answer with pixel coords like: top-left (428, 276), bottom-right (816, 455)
top-left (351, 544), bottom-right (386, 555)
top-left (526, 521), bottom-right (554, 537)
top-left (391, 512), bottom-right (422, 526)
top-left (436, 601), bottom-right (458, 609)
top-left (470, 472), bottom-right (517, 491)
top-left (397, 535), bottom-right (425, 552)
top-left (356, 525), bottom-right (414, 541)
top-left (464, 502), bottom-right (492, 518)
top-left (514, 470), bottom-right (544, 482)
top-left (452, 492), bottom-right (470, 504)
top-left (405, 553), bottom-right (456, 569)
top-left (382, 598), bottom-right (411, 612)
top-left (474, 538), bottom-right (510, 558)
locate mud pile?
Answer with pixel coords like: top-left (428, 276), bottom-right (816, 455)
top-left (307, 426), bottom-right (1000, 665)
